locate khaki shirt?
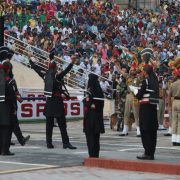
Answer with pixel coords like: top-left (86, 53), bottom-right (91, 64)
top-left (169, 79), bottom-right (180, 98)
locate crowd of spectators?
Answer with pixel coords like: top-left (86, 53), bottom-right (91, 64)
top-left (2, 0), bottom-right (180, 95)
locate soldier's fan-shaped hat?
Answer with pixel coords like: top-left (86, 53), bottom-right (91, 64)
top-left (0, 46), bottom-right (9, 62)
top-left (6, 49), bottom-right (14, 60)
top-left (0, 46), bottom-right (14, 62)
top-left (140, 48), bottom-right (153, 64)
top-left (140, 48), bottom-right (153, 56)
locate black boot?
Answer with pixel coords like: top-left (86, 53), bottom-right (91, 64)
top-left (1, 151), bottom-right (15, 156)
top-left (21, 135), bottom-right (30, 146)
top-left (136, 154), bottom-right (154, 160)
top-left (63, 143), bottom-right (77, 149)
top-left (10, 142), bottom-right (15, 146)
top-left (47, 144), bottom-right (54, 149)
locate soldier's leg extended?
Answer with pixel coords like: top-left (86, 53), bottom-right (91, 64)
top-left (12, 114), bottom-right (30, 146)
top-left (132, 100), bottom-right (140, 136)
top-left (56, 116), bottom-right (69, 145)
top-left (56, 116), bottom-right (76, 149)
top-left (172, 100), bottom-right (180, 144)
top-left (1, 125), bottom-right (12, 155)
top-left (117, 99), bottom-right (125, 131)
top-left (158, 99), bottom-right (165, 129)
top-left (120, 94), bottom-right (131, 135)
top-left (164, 111), bottom-right (172, 136)
top-left (46, 116), bottom-right (54, 147)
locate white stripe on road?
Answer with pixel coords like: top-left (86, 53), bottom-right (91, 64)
top-left (0, 166), bottom-right (57, 175)
top-left (118, 148), bottom-right (144, 152)
top-left (10, 146), bottom-right (40, 149)
top-left (0, 161), bottom-right (56, 167)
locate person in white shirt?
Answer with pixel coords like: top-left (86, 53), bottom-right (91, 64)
top-left (100, 77), bottom-right (111, 98)
top-left (92, 59), bottom-right (101, 75)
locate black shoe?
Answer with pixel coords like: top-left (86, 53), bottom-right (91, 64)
top-left (119, 133), bottom-right (128, 136)
top-left (136, 135), bottom-right (141, 137)
top-left (10, 142), bottom-right (15, 146)
top-left (21, 135), bottom-right (30, 146)
top-left (136, 154), bottom-right (154, 160)
top-left (1, 151), bottom-right (15, 156)
top-left (63, 143), bottom-right (77, 149)
top-left (164, 133), bottom-right (171, 136)
top-left (176, 143), bottom-right (180, 146)
top-left (47, 144), bottom-right (54, 149)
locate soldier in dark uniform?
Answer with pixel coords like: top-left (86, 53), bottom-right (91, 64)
top-left (130, 63), bottom-right (159, 160)
top-left (8, 68), bottom-right (30, 146)
top-left (0, 47), bottom-right (15, 155)
top-left (28, 52), bottom-right (76, 149)
top-left (83, 73), bottom-right (105, 158)
top-left (130, 48), bottom-right (159, 160)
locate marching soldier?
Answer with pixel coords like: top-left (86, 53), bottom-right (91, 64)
top-left (28, 51), bottom-right (77, 149)
top-left (130, 49), bottom-right (159, 160)
top-left (0, 47), bottom-right (15, 155)
top-left (8, 69), bottom-right (30, 146)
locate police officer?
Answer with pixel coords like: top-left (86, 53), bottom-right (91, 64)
top-left (168, 66), bottom-right (180, 146)
top-left (29, 52), bottom-right (76, 149)
top-left (83, 73), bottom-right (104, 158)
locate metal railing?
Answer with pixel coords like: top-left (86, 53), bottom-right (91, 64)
top-left (4, 33), bottom-right (113, 97)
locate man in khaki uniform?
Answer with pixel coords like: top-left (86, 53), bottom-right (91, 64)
top-left (158, 78), bottom-right (166, 130)
top-left (119, 71), bottom-right (141, 137)
top-left (164, 79), bottom-right (173, 136)
top-left (168, 69), bottom-right (180, 146)
top-left (114, 62), bottom-right (141, 136)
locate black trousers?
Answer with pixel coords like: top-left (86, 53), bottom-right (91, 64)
top-left (12, 115), bottom-right (24, 145)
top-left (0, 125), bottom-right (12, 154)
top-left (85, 132), bottom-right (100, 158)
top-left (46, 116), bottom-right (69, 145)
top-left (140, 129), bottom-right (157, 156)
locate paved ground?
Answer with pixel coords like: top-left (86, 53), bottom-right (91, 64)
top-left (0, 120), bottom-right (180, 179)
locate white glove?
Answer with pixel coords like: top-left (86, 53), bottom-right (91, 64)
top-left (129, 85), bottom-right (138, 95)
top-left (77, 95), bottom-right (84, 101)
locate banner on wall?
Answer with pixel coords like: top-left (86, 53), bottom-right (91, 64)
top-left (17, 88), bottom-right (84, 120)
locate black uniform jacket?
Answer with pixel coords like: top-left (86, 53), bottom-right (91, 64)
top-left (0, 78), bottom-right (17, 126)
top-left (30, 61), bottom-right (73, 117)
top-left (136, 76), bottom-right (159, 131)
top-left (83, 74), bottom-right (105, 134)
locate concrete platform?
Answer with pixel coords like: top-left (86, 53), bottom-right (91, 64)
top-left (0, 121), bottom-right (179, 179)
top-left (84, 158), bottom-right (180, 175)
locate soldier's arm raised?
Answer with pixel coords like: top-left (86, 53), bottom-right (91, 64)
top-left (28, 53), bottom-right (45, 79)
top-left (55, 56), bottom-right (76, 80)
